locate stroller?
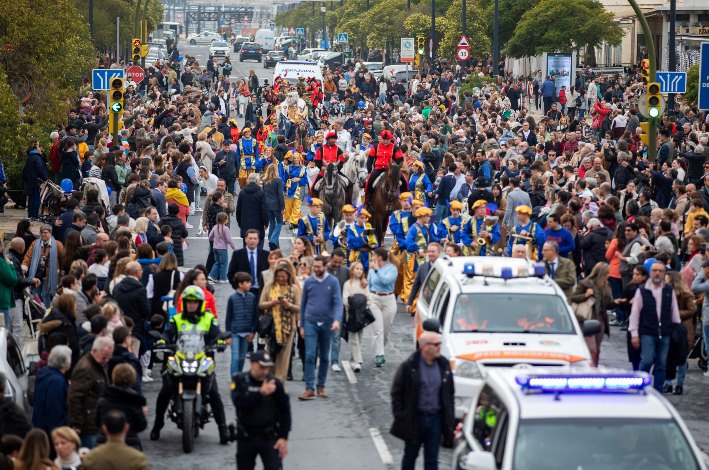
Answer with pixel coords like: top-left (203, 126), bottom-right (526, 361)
top-left (38, 179), bottom-right (66, 224)
top-left (22, 287), bottom-right (46, 357)
top-left (688, 306), bottom-right (708, 371)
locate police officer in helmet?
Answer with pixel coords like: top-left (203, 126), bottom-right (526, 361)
top-left (232, 350), bottom-right (291, 470)
top-left (150, 285), bottom-right (230, 444)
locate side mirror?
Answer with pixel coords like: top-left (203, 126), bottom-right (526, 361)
top-left (422, 318), bottom-right (441, 333)
top-left (461, 451), bottom-right (496, 470)
top-left (582, 319), bottom-right (601, 337)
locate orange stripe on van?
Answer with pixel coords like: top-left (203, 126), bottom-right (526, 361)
top-left (456, 351), bottom-right (587, 363)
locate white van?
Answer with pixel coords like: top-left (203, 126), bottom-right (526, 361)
top-left (254, 29), bottom-right (275, 52)
top-left (273, 61), bottom-right (324, 90)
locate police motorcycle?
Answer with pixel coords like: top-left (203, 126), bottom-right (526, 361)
top-left (150, 292), bottom-right (231, 453)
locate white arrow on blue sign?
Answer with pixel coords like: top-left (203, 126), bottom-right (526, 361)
top-left (656, 71), bottom-right (687, 94)
top-left (92, 69), bottom-right (125, 91)
top-left (337, 33), bottom-right (348, 44)
top-left (699, 42), bottom-right (709, 111)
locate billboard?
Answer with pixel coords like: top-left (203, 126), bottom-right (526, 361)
top-left (545, 53), bottom-right (573, 97)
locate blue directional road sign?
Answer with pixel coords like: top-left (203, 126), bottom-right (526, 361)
top-left (296, 27), bottom-right (305, 36)
top-left (656, 71), bottom-right (687, 94)
top-left (700, 42), bottom-right (709, 111)
top-left (92, 69), bottom-right (125, 91)
top-left (337, 33), bottom-right (348, 44)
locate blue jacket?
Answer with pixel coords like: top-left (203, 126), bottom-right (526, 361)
top-left (226, 291), bottom-right (258, 334)
top-left (436, 174), bottom-right (457, 204)
top-left (23, 150), bottom-right (49, 190)
top-left (543, 227), bottom-right (575, 258)
top-left (31, 366), bottom-right (68, 433)
top-left (541, 79), bottom-right (556, 98)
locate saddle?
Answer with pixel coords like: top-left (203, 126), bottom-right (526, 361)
top-left (371, 173), bottom-right (386, 189)
top-left (314, 173), bottom-right (350, 192)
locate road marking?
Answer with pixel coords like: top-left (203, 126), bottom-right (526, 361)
top-left (342, 360), bottom-right (357, 384)
top-left (369, 427), bottom-right (394, 466)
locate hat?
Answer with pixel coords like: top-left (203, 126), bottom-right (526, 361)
top-left (415, 207), bottom-right (432, 218)
top-left (250, 350), bottom-right (275, 367)
top-left (411, 199), bottom-right (423, 208)
top-left (413, 160), bottom-right (424, 168)
top-left (380, 129), bottom-right (394, 140)
top-left (283, 151), bottom-right (294, 161)
top-left (472, 199), bottom-right (488, 210)
top-left (399, 192), bottom-right (413, 201)
top-left (450, 200), bottom-right (463, 211)
top-left (292, 152), bottom-right (303, 161)
top-left (515, 205), bottom-right (533, 215)
top-left (242, 127), bottom-right (252, 133)
top-left (308, 197), bottom-right (323, 207)
top-left (578, 189), bottom-right (594, 200)
top-left (342, 204), bottom-right (356, 214)
top-left (358, 208), bottom-right (371, 218)
top-left (362, 133), bottom-right (372, 140)
top-left (326, 131), bottom-right (337, 139)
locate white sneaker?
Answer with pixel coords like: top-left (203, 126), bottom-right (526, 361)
top-left (185, 222), bottom-right (194, 229)
top-left (331, 363), bottom-right (341, 372)
top-left (208, 276), bottom-right (217, 282)
top-left (142, 374), bottom-right (154, 383)
top-left (196, 207), bottom-right (203, 212)
top-left (219, 280), bottom-right (229, 284)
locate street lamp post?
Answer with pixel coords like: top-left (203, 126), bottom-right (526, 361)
top-left (492, 0), bottom-right (499, 75)
top-left (430, 0), bottom-right (436, 62)
top-left (321, 6), bottom-right (326, 44)
top-left (667, 0), bottom-right (676, 116)
top-left (462, 0), bottom-right (466, 38)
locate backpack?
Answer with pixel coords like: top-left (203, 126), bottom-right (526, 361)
top-left (575, 95), bottom-right (582, 108)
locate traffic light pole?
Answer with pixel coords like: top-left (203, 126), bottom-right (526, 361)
top-left (112, 112), bottom-right (120, 145)
top-left (628, 0), bottom-right (657, 161)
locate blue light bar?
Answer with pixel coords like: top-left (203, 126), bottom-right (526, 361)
top-left (500, 267), bottom-right (513, 280)
top-left (515, 372), bottom-right (652, 393)
top-left (463, 263), bottom-right (475, 277)
top-left (533, 263), bottom-right (546, 278)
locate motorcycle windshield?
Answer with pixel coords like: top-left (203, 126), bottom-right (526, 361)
top-left (177, 329), bottom-right (206, 360)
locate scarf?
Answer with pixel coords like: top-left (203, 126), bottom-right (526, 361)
top-left (269, 283), bottom-right (294, 345)
top-left (29, 238), bottom-right (58, 294)
top-left (166, 187), bottom-right (189, 207)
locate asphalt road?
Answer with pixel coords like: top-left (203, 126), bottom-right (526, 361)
top-left (139, 42), bottom-right (709, 469)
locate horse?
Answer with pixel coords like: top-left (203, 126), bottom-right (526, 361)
top-left (314, 162), bottom-right (348, 232)
top-left (368, 162), bottom-right (401, 243)
top-left (342, 150), bottom-right (368, 206)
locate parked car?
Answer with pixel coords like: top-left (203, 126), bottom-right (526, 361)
top-left (362, 61), bottom-right (384, 79)
top-left (239, 42), bottom-right (264, 62)
top-left (1, 328), bottom-right (31, 413)
top-left (264, 50), bottom-right (286, 69)
top-left (233, 35), bottom-right (250, 52)
top-left (209, 40), bottom-right (230, 59)
top-left (187, 31), bottom-right (221, 45)
top-left (297, 48), bottom-right (326, 61)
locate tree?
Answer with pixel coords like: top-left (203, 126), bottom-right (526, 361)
top-left (363, 0), bottom-right (408, 50)
top-left (685, 63), bottom-right (699, 106)
top-left (0, 66), bottom-right (37, 189)
top-left (404, 13), bottom-right (435, 38)
top-left (505, 0), bottom-right (624, 58)
top-left (332, 0), bottom-right (369, 49)
top-left (478, 0), bottom-right (539, 50)
top-left (439, 0), bottom-right (490, 59)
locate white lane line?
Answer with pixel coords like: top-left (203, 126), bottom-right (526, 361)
top-left (369, 427), bottom-right (394, 466)
top-left (342, 360), bottom-right (357, 384)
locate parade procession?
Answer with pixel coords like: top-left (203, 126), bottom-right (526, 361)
top-left (2, 0), bottom-right (709, 468)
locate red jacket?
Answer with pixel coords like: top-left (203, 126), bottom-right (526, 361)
top-left (368, 143), bottom-right (404, 170)
top-left (316, 144), bottom-right (344, 174)
top-left (49, 140), bottom-right (62, 174)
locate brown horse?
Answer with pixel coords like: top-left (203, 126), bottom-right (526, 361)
top-left (368, 163), bottom-right (401, 243)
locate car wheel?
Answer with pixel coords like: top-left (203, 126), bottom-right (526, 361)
top-left (190, 39), bottom-right (196, 45)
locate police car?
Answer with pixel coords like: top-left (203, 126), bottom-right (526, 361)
top-left (454, 368), bottom-right (706, 470)
top-left (414, 257), bottom-right (599, 417)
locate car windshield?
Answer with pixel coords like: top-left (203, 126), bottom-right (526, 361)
top-left (243, 44), bottom-right (260, 50)
top-left (450, 293), bottom-right (574, 334)
top-left (514, 419), bottom-right (699, 470)
top-left (177, 329), bottom-right (205, 360)
top-left (212, 42), bottom-right (227, 48)
top-left (365, 63), bottom-right (383, 71)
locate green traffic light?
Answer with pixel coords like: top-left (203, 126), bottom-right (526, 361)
top-left (111, 102), bottom-right (123, 113)
top-left (649, 108), bottom-right (659, 118)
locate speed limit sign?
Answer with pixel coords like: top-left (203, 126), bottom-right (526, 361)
top-left (456, 47), bottom-right (469, 61)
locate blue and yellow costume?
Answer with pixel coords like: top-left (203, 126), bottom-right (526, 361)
top-left (409, 164), bottom-right (433, 206)
top-left (504, 205), bottom-right (546, 260)
top-left (462, 217), bottom-right (502, 256)
top-left (405, 207), bottom-right (439, 272)
top-left (284, 153), bottom-right (309, 227)
top-left (331, 204), bottom-right (357, 264)
top-left (297, 197), bottom-right (331, 255)
top-left (389, 193), bottom-right (414, 302)
top-left (346, 209), bottom-right (379, 272)
top-left (235, 131), bottom-right (260, 188)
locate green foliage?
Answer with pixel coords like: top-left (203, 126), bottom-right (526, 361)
top-left (685, 63), bottom-right (698, 106)
top-left (478, 0), bottom-right (539, 49)
top-left (439, 0), bottom-right (490, 59)
top-left (404, 14), bottom-right (435, 37)
top-left (332, 0), bottom-right (369, 46)
top-left (363, 0), bottom-right (409, 49)
top-left (505, 0), bottom-right (624, 58)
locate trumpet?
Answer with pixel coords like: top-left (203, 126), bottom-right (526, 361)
top-left (477, 237), bottom-right (487, 246)
top-left (510, 233), bottom-right (534, 241)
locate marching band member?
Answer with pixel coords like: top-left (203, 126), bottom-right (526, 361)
top-left (297, 197), bottom-right (330, 256)
top-left (408, 160), bottom-right (433, 206)
top-left (346, 207), bottom-right (379, 273)
top-left (306, 132), bottom-right (324, 163)
top-left (438, 200), bottom-right (467, 245)
top-left (235, 127), bottom-right (260, 189)
top-left (504, 205), bottom-right (546, 261)
top-left (461, 200), bottom-right (501, 256)
top-left (331, 204), bottom-right (357, 263)
top-left (405, 207), bottom-right (439, 273)
top-left (389, 193), bottom-right (414, 302)
top-left (283, 152), bottom-right (309, 229)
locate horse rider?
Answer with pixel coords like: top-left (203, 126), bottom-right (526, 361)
top-left (462, 200), bottom-right (502, 256)
top-left (235, 127), bottom-right (260, 190)
top-left (504, 205), bottom-right (546, 261)
top-left (331, 204), bottom-right (357, 264)
top-left (389, 193), bottom-right (415, 303)
top-left (297, 197), bottom-right (331, 256)
top-left (283, 152), bottom-right (309, 229)
top-left (364, 129), bottom-right (407, 203)
top-left (312, 131), bottom-right (346, 198)
top-left (346, 207), bottom-right (379, 273)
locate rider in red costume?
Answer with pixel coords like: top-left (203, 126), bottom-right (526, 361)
top-left (312, 131), bottom-right (346, 197)
top-left (364, 129), bottom-right (407, 202)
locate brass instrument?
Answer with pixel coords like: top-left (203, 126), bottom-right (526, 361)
top-left (364, 223), bottom-right (378, 249)
top-left (510, 233), bottom-right (534, 241)
top-left (510, 233), bottom-right (534, 259)
top-left (477, 237), bottom-right (487, 246)
top-left (333, 220), bottom-right (348, 248)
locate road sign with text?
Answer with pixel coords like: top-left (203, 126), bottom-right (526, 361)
top-left (126, 65), bottom-right (146, 84)
top-left (700, 43), bottom-right (709, 110)
top-left (92, 69), bottom-right (125, 91)
top-left (656, 71), bottom-right (687, 94)
top-left (456, 47), bottom-right (469, 61)
top-left (401, 38), bottom-right (414, 63)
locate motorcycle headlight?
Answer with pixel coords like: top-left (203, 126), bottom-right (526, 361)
top-left (197, 358), bottom-right (214, 377)
top-left (167, 356), bottom-right (181, 375)
top-left (455, 360), bottom-right (484, 380)
top-left (181, 360), bottom-right (198, 373)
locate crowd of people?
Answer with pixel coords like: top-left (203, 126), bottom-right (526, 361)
top-left (0, 32), bottom-right (708, 469)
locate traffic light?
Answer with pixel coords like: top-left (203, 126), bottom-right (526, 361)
top-left (640, 59), bottom-right (650, 83)
top-left (132, 38), bottom-right (142, 64)
top-left (108, 77), bottom-right (124, 137)
top-left (638, 121), bottom-right (650, 146)
top-left (646, 82), bottom-right (663, 119)
top-left (416, 36), bottom-right (425, 55)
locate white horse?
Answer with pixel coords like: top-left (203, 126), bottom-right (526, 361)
top-left (342, 149), bottom-right (368, 206)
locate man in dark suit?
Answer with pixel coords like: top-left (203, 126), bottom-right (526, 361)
top-left (541, 240), bottom-right (576, 301)
top-left (519, 121), bottom-right (537, 147)
top-left (235, 173), bottom-right (269, 249)
top-left (405, 242), bottom-right (441, 316)
top-left (228, 229), bottom-right (269, 299)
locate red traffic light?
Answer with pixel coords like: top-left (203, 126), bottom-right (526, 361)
top-left (133, 38), bottom-right (141, 48)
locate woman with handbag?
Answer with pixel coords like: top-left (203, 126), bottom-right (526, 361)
top-left (570, 262), bottom-right (615, 367)
top-left (342, 262), bottom-right (373, 372)
top-left (259, 263), bottom-right (301, 383)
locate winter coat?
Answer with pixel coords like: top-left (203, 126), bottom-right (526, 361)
top-left (159, 215), bottom-right (188, 266)
top-left (126, 186), bottom-right (152, 219)
top-left (345, 293), bottom-right (372, 333)
top-left (235, 183), bottom-right (268, 238)
top-left (68, 353), bottom-right (109, 435)
top-left (390, 350), bottom-right (455, 448)
top-left (60, 150), bottom-right (82, 187)
top-left (108, 346), bottom-right (143, 394)
top-left (0, 397), bottom-right (31, 439)
top-left (23, 149), bottom-right (49, 190)
top-left (263, 178), bottom-right (285, 213)
top-left (38, 307), bottom-right (81, 367)
top-left (31, 366), bottom-right (68, 434)
top-left (580, 226), bottom-right (613, 276)
top-left (112, 276), bottom-right (151, 338)
top-left (96, 385), bottom-right (147, 450)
